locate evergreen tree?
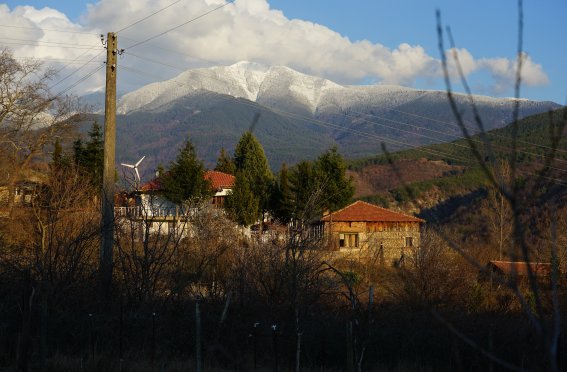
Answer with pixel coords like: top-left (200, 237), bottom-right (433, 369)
top-left (214, 147), bottom-right (236, 175)
top-left (233, 131), bottom-right (274, 216)
top-left (52, 138), bottom-right (63, 164)
top-left (73, 121), bottom-right (104, 188)
top-left (51, 138), bottom-right (72, 171)
top-left (52, 137), bottom-right (72, 170)
top-left (289, 160), bottom-right (320, 219)
top-left (224, 171), bottom-right (259, 226)
top-left (161, 137), bottom-right (212, 204)
top-left (314, 147), bottom-right (354, 211)
top-left (72, 138), bottom-right (84, 165)
top-left (271, 162), bottom-right (294, 223)
top-left (287, 147), bottom-right (353, 221)
top-left (84, 121), bottom-right (104, 186)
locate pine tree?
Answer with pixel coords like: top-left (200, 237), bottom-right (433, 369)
top-left (52, 138), bottom-right (62, 164)
top-left (84, 121), bottom-right (104, 187)
top-left (72, 138), bottom-right (84, 166)
top-left (271, 162), bottom-right (294, 223)
top-left (73, 121), bottom-right (104, 188)
top-left (314, 146), bottom-right (354, 211)
top-left (214, 147), bottom-right (236, 175)
top-left (286, 147), bottom-right (354, 221)
top-left (161, 137), bottom-right (212, 204)
top-left (289, 160), bottom-right (319, 219)
top-left (51, 137), bottom-right (72, 171)
top-left (224, 171), bottom-right (259, 226)
top-left (233, 131), bottom-right (274, 216)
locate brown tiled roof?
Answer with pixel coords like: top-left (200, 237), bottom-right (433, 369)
top-left (140, 170), bottom-right (234, 192)
top-left (321, 200), bottom-right (424, 223)
top-left (140, 178), bottom-right (162, 192)
top-left (488, 261), bottom-right (551, 276)
top-left (204, 171), bottom-right (235, 190)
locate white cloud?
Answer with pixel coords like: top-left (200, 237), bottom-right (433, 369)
top-left (0, 4), bottom-right (105, 93)
top-left (0, 0), bottom-right (549, 97)
top-left (479, 53), bottom-right (549, 94)
top-left (444, 48), bottom-right (478, 77)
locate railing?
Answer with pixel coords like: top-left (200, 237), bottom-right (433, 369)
top-left (114, 206), bottom-right (198, 219)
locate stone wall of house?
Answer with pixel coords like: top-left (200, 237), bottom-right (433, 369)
top-left (326, 220), bottom-right (421, 265)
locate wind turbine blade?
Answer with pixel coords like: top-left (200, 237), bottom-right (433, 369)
top-left (135, 168), bottom-right (140, 182)
top-left (135, 156), bottom-right (146, 167)
top-left (121, 163), bottom-right (135, 168)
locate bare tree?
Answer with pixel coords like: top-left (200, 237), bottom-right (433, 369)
top-left (388, 227), bottom-right (466, 309)
top-left (0, 49), bottom-right (86, 214)
top-left (432, 3), bottom-right (566, 370)
top-left (0, 163), bottom-right (100, 370)
top-left (1, 163), bottom-right (99, 296)
top-left (481, 160), bottom-right (514, 260)
top-left (173, 203), bottom-right (239, 301)
top-left (114, 193), bottom-right (188, 303)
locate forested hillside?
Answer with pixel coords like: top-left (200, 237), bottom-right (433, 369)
top-left (349, 108), bottom-right (567, 205)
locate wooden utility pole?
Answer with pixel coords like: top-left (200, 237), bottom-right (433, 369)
top-left (101, 32), bottom-right (117, 294)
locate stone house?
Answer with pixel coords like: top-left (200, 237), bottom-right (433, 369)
top-left (321, 200), bottom-right (424, 265)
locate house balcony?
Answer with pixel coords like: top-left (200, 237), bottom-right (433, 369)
top-left (114, 206), bottom-right (198, 221)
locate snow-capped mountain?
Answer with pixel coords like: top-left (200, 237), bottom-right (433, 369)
top-left (117, 61), bottom-right (346, 115)
top-left (105, 62), bottom-right (560, 170)
top-left (117, 61), bottom-right (556, 119)
top-left (117, 62), bottom-right (439, 116)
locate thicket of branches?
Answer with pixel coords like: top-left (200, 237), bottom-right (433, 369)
top-left (2, 149), bottom-right (565, 371)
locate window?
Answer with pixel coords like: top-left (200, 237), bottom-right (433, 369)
top-left (339, 233), bottom-right (359, 248)
top-left (405, 237), bottom-right (414, 247)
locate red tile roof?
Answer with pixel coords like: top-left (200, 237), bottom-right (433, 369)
top-left (204, 171), bottom-right (235, 190)
top-left (140, 178), bottom-right (162, 192)
top-left (322, 200), bottom-right (424, 223)
top-left (140, 171), bottom-right (235, 192)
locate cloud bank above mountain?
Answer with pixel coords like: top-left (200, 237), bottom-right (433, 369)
top-left (0, 0), bottom-right (549, 96)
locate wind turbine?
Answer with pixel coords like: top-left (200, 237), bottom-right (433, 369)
top-left (121, 156), bottom-right (145, 187)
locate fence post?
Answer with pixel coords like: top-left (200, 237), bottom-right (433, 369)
top-left (195, 300), bottom-right (202, 372)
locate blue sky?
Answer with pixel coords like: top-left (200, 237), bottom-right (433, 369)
top-left (1, 0), bottom-right (565, 103)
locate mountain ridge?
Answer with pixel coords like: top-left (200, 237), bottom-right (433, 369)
top-left (117, 61), bottom-right (559, 116)
top-left (82, 62), bottom-right (561, 175)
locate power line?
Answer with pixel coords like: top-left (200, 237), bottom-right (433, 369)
top-left (341, 109), bottom-right (472, 151)
top-left (124, 50), bottom-right (189, 72)
top-left (13, 56), bottom-right (102, 64)
top-left (388, 107), bottom-right (567, 155)
top-left (349, 109), bottom-right (567, 170)
top-left (49, 49), bottom-right (105, 90)
top-left (51, 47), bottom-right (100, 79)
top-left (117, 0), bottom-right (184, 33)
top-left (0, 24), bottom-right (99, 35)
top-left (121, 36), bottom-right (218, 66)
top-left (0, 37), bottom-right (100, 48)
top-left (55, 63), bottom-right (104, 97)
top-left (0, 41), bottom-right (99, 50)
top-left (125, 0), bottom-right (235, 50)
